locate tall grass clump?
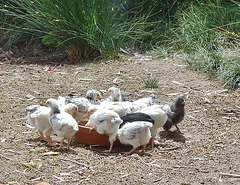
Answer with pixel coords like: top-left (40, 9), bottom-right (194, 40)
top-left (0, 0), bottom-right (191, 61)
top-left (169, 0), bottom-right (240, 88)
top-left (122, 0), bottom-right (188, 48)
top-left (0, 0), bottom-right (154, 62)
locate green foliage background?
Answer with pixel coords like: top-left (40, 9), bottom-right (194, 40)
top-left (0, 0), bottom-right (239, 87)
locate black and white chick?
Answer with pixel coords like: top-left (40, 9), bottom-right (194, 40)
top-left (106, 87), bottom-right (126, 102)
top-left (85, 109), bottom-right (123, 153)
top-left (117, 121), bottom-right (153, 155)
top-left (86, 89), bottom-right (102, 104)
top-left (46, 98), bottom-right (79, 150)
top-left (160, 94), bottom-right (187, 134)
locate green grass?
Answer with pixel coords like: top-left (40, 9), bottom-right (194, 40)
top-left (143, 75), bottom-right (159, 88)
top-left (153, 0), bottom-right (240, 88)
top-left (0, 0), bottom-right (156, 62)
top-left (0, 0), bottom-right (239, 87)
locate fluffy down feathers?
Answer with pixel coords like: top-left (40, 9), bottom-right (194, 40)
top-left (46, 98), bottom-right (79, 150)
top-left (65, 96), bottom-right (91, 122)
top-left (28, 105), bottom-right (54, 144)
top-left (62, 103), bottom-right (79, 120)
top-left (85, 109), bottom-right (123, 152)
top-left (102, 101), bottom-right (141, 114)
top-left (161, 94), bottom-right (186, 134)
top-left (117, 121), bottom-right (153, 155)
top-left (87, 102), bottom-right (129, 118)
top-left (138, 105), bottom-right (167, 148)
top-left (86, 89), bottom-right (102, 104)
top-left (106, 87), bottom-right (126, 102)
top-left (132, 94), bottom-right (155, 109)
top-left (26, 105), bottom-right (41, 125)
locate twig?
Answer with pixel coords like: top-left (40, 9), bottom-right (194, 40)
top-left (59, 158), bottom-right (94, 172)
top-left (53, 175), bottom-right (64, 181)
top-left (160, 146), bottom-right (180, 151)
top-left (120, 174), bottom-right (131, 178)
top-left (137, 156), bottom-right (162, 169)
top-left (137, 156), bottom-right (148, 166)
top-left (220, 172), bottom-right (240, 178)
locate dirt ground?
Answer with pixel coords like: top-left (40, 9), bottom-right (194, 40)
top-left (0, 51), bottom-right (239, 185)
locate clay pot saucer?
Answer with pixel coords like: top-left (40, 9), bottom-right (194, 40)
top-left (75, 120), bottom-right (121, 147)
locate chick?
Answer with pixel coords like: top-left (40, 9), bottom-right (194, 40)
top-left (86, 89), bottom-right (102, 104)
top-left (28, 105), bottom-right (54, 145)
top-left (46, 98), bottom-right (79, 150)
top-left (132, 94), bottom-right (155, 109)
top-left (117, 121), bottom-right (153, 155)
top-left (87, 102), bottom-right (129, 118)
top-left (85, 109), bottom-right (123, 152)
top-left (120, 112), bottom-right (155, 128)
top-left (161, 94), bottom-right (187, 134)
top-left (138, 105), bottom-right (167, 148)
top-left (65, 96), bottom-right (91, 122)
top-left (106, 87), bottom-right (126, 102)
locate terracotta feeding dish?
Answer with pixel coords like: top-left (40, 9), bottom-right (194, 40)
top-left (75, 120), bottom-right (120, 147)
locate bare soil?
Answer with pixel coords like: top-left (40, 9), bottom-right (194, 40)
top-left (0, 52), bottom-right (239, 185)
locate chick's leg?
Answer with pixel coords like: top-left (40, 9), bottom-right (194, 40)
top-left (122, 147), bottom-right (138, 155)
top-left (58, 139), bottom-right (65, 150)
top-left (39, 131), bottom-right (47, 141)
top-left (151, 137), bottom-right (154, 149)
top-left (45, 134), bottom-right (56, 146)
top-left (146, 137), bottom-right (154, 149)
top-left (105, 139), bottom-right (114, 153)
top-left (67, 138), bottom-right (71, 150)
top-left (139, 144), bottom-right (147, 154)
top-left (175, 125), bottom-right (183, 134)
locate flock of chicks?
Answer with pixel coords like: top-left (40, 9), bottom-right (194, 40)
top-left (26, 87), bottom-right (187, 155)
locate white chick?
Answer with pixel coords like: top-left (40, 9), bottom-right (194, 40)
top-left (132, 94), bottom-right (155, 109)
top-left (27, 105), bottom-right (54, 145)
top-left (46, 98), bottom-right (79, 150)
top-left (26, 101), bottom-right (78, 146)
top-left (100, 101), bottom-right (141, 114)
top-left (113, 101), bottom-right (141, 113)
top-left (106, 87), bottom-right (126, 102)
top-left (26, 105), bottom-right (41, 125)
top-left (65, 96), bottom-right (92, 122)
top-left (57, 96), bottom-right (67, 107)
top-left (85, 109), bottom-right (123, 152)
top-left (138, 105), bottom-right (167, 148)
top-left (62, 103), bottom-right (79, 121)
top-left (87, 102), bottom-right (129, 118)
top-left (86, 89), bottom-right (102, 104)
top-left (117, 121), bottom-right (153, 155)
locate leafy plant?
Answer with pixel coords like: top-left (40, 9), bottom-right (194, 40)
top-left (143, 75), bottom-right (159, 88)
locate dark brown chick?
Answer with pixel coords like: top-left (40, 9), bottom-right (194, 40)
top-left (161, 94), bottom-right (187, 134)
